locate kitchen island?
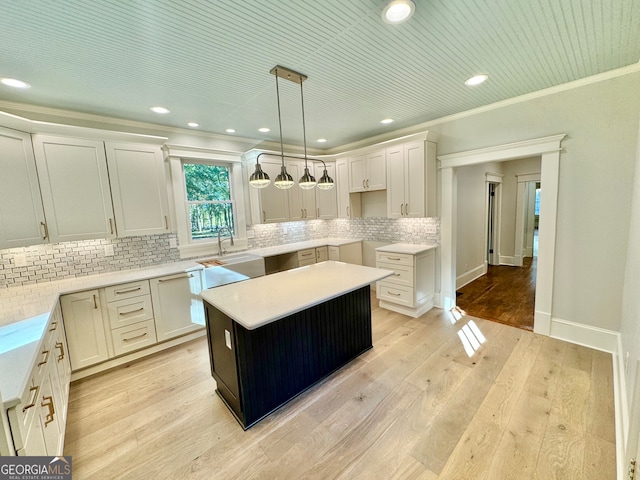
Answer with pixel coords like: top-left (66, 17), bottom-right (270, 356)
top-left (199, 261), bottom-right (392, 429)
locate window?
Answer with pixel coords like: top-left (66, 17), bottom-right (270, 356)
top-left (183, 163), bottom-right (234, 242)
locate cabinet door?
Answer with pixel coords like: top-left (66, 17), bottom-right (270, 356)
top-left (336, 159), bottom-right (357, 219)
top-left (366, 150), bottom-right (387, 191)
top-left (150, 271), bottom-right (204, 342)
top-left (61, 290), bottom-right (109, 370)
top-left (0, 127), bottom-right (48, 248)
top-left (286, 161), bottom-right (304, 221)
top-left (38, 371), bottom-right (63, 455)
top-left (386, 146), bottom-right (405, 218)
top-left (33, 135), bottom-right (115, 242)
top-left (316, 246), bottom-right (328, 262)
top-left (259, 159), bottom-right (289, 223)
top-left (105, 142), bottom-right (170, 236)
top-left (404, 142), bottom-right (426, 217)
top-left (314, 163), bottom-right (337, 219)
top-left (348, 155), bottom-right (366, 192)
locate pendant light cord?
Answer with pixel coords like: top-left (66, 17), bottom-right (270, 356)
top-left (275, 69), bottom-right (286, 167)
top-left (300, 80), bottom-right (309, 169)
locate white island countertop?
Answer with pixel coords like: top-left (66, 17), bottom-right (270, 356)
top-left (375, 243), bottom-right (438, 255)
top-left (200, 261), bottom-right (392, 330)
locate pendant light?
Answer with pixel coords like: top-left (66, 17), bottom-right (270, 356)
top-left (271, 66), bottom-right (295, 190)
top-left (296, 71), bottom-right (317, 190)
top-left (249, 153), bottom-right (271, 188)
top-left (316, 159), bottom-right (335, 190)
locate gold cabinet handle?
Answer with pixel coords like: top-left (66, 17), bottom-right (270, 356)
top-left (387, 291), bottom-right (401, 296)
top-left (366, 179), bottom-right (370, 188)
top-left (109, 218), bottom-right (114, 235)
top-left (301, 208), bottom-right (304, 218)
top-left (55, 341), bottom-right (65, 361)
top-left (93, 294), bottom-right (98, 309)
top-left (300, 252), bottom-right (313, 257)
top-left (40, 221), bottom-right (49, 240)
top-left (49, 321), bottom-right (58, 332)
top-left (304, 208), bottom-right (307, 218)
top-left (262, 210), bottom-right (266, 223)
top-left (37, 350), bottom-right (50, 367)
top-left (400, 203), bottom-right (404, 216)
top-left (317, 207), bottom-right (320, 218)
top-left (347, 206), bottom-right (350, 217)
top-left (119, 307), bottom-right (144, 316)
top-left (387, 257), bottom-right (401, 261)
top-left (362, 179), bottom-right (366, 189)
top-left (164, 215), bottom-right (169, 230)
top-left (41, 395), bottom-right (55, 427)
top-left (123, 332), bottom-right (147, 342)
top-left (115, 287), bottom-right (141, 295)
top-left (405, 203), bottom-right (409, 216)
top-left (22, 386), bottom-right (39, 412)
top-left (394, 273), bottom-right (401, 276)
top-left (158, 273), bottom-right (194, 283)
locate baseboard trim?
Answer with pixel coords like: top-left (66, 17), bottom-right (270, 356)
top-left (549, 317), bottom-right (618, 353)
top-left (612, 333), bottom-right (628, 480)
top-left (456, 264), bottom-right (486, 289)
top-left (498, 255), bottom-right (519, 266)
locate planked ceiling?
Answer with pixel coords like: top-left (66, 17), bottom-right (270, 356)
top-left (0, 0), bottom-right (638, 148)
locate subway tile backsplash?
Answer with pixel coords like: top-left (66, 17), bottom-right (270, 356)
top-left (0, 217), bottom-right (439, 288)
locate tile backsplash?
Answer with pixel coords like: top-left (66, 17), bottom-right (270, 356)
top-left (0, 217), bottom-right (439, 288)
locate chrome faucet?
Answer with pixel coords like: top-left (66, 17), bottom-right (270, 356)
top-left (217, 227), bottom-right (234, 256)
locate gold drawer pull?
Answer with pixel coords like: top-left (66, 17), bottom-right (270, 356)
top-left (120, 307), bottom-right (144, 316)
top-left (41, 395), bottom-right (55, 427)
top-left (301, 252), bottom-right (313, 257)
top-left (387, 257), bottom-right (401, 261)
top-left (123, 332), bottom-right (148, 342)
top-left (40, 221), bottom-right (49, 240)
top-left (158, 273), bottom-right (194, 283)
top-left (22, 386), bottom-right (39, 412)
top-left (115, 287), bottom-right (142, 295)
top-left (393, 273), bottom-right (401, 276)
top-left (387, 291), bottom-right (401, 296)
top-left (55, 341), bottom-right (65, 361)
top-left (49, 321), bottom-right (58, 332)
top-left (37, 350), bottom-right (50, 367)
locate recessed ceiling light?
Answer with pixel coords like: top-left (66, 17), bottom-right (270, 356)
top-left (225, 128), bottom-right (236, 134)
top-left (317, 138), bottom-right (327, 143)
top-left (150, 106), bottom-right (170, 114)
top-left (258, 127), bottom-right (270, 133)
top-left (465, 74), bottom-right (488, 86)
top-left (380, 118), bottom-right (394, 124)
top-left (0, 77), bottom-right (31, 89)
top-left (187, 122), bottom-right (199, 128)
top-left (382, 0), bottom-right (415, 24)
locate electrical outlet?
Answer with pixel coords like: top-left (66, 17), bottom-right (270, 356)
top-left (247, 230), bottom-right (255, 239)
top-left (225, 330), bottom-right (232, 350)
top-left (283, 226), bottom-right (288, 235)
top-left (169, 238), bottom-right (177, 248)
top-left (13, 253), bottom-right (26, 267)
top-left (104, 245), bottom-right (114, 256)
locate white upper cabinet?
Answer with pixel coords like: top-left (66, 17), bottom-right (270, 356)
top-left (286, 160), bottom-right (317, 221)
top-left (0, 127), bottom-right (48, 248)
top-left (386, 141), bottom-right (436, 218)
top-left (32, 135), bottom-right (115, 243)
top-left (314, 162), bottom-right (337, 220)
top-left (250, 157), bottom-right (290, 224)
top-left (336, 159), bottom-right (361, 219)
top-left (105, 142), bottom-right (170, 237)
top-left (348, 150), bottom-right (386, 192)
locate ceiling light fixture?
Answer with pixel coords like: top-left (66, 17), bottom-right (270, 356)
top-left (465, 74), bottom-right (488, 86)
top-left (382, 0), bottom-right (415, 24)
top-left (225, 128), bottom-right (236, 133)
top-left (150, 106), bottom-right (170, 114)
top-left (317, 138), bottom-right (327, 143)
top-left (0, 77), bottom-right (31, 89)
top-left (380, 118), bottom-right (394, 124)
top-left (187, 122), bottom-right (199, 128)
top-left (258, 127), bottom-right (270, 133)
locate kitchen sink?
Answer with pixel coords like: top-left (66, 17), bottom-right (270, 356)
top-left (198, 253), bottom-right (265, 288)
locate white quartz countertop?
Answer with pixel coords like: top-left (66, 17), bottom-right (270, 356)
top-left (200, 261), bottom-right (392, 330)
top-left (375, 243), bottom-right (438, 255)
top-left (247, 238), bottom-right (362, 258)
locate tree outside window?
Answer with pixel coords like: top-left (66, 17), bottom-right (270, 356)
top-left (183, 163), bottom-right (234, 241)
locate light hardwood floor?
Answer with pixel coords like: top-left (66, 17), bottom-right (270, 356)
top-left (64, 295), bottom-right (616, 479)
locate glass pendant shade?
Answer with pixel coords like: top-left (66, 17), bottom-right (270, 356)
top-left (249, 163), bottom-right (271, 188)
top-left (298, 167), bottom-right (317, 190)
top-left (317, 168), bottom-right (335, 190)
top-left (274, 165), bottom-right (294, 189)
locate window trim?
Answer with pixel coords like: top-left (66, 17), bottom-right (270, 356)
top-left (167, 148), bottom-right (248, 258)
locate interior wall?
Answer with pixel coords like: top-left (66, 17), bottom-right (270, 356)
top-left (455, 161), bottom-right (501, 282)
top-left (499, 157), bottom-right (541, 259)
top-left (431, 71), bottom-right (640, 331)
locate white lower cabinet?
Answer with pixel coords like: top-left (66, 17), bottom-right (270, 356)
top-left (150, 271), bottom-right (204, 342)
top-left (376, 246), bottom-right (435, 318)
top-left (328, 242), bottom-right (363, 265)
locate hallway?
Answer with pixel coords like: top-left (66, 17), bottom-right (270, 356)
top-left (456, 257), bottom-right (537, 331)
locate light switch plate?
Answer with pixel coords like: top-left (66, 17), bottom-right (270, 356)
top-left (13, 253), bottom-right (26, 267)
top-left (225, 330), bottom-right (232, 350)
top-left (104, 245), bottom-right (114, 256)
top-left (169, 238), bottom-right (177, 248)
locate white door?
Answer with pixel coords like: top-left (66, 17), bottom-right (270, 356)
top-left (150, 271), bottom-right (204, 342)
top-left (404, 141), bottom-right (425, 217)
top-left (366, 150), bottom-right (386, 191)
top-left (386, 146), bottom-right (405, 218)
top-left (105, 142), bottom-right (170, 236)
top-left (33, 135), bottom-right (115, 242)
top-left (286, 161), bottom-right (304, 221)
top-left (61, 290), bottom-right (109, 370)
top-left (0, 127), bottom-right (48, 248)
top-left (336, 159), bottom-right (351, 218)
top-left (348, 155), bottom-right (366, 192)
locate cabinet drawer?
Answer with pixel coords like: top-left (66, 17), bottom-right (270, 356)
top-left (107, 295), bottom-right (154, 329)
top-left (328, 246), bottom-right (340, 261)
top-left (376, 251), bottom-right (413, 266)
top-left (105, 280), bottom-right (150, 301)
top-left (376, 281), bottom-right (414, 308)
top-left (297, 249), bottom-right (316, 262)
top-left (377, 262), bottom-right (414, 287)
top-left (298, 257), bottom-right (316, 267)
top-left (112, 319), bottom-right (157, 356)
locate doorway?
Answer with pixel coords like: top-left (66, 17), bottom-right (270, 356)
top-left (438, 134), bottom-right (565, 336)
